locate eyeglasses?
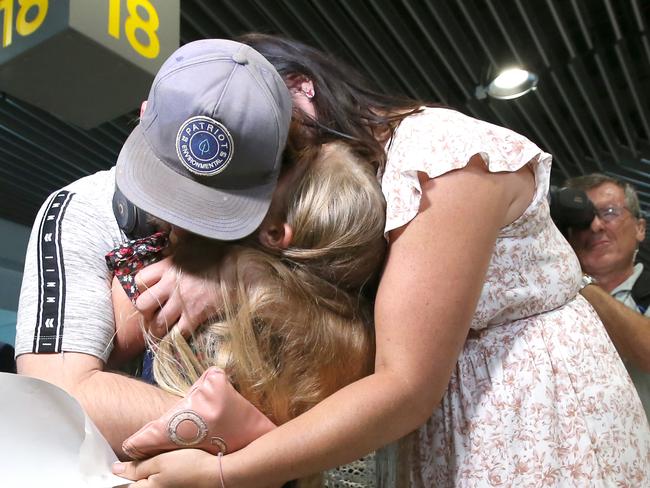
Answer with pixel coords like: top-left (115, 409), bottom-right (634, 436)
top-left (593, 204), bottom-right (636, 223)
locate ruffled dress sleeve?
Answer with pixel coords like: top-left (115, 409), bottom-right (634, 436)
top-left (381, 107), bottom-right (552, 234)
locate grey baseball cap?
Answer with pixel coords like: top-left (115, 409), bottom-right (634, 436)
top-left (115, 39), bottom-right (292, 240)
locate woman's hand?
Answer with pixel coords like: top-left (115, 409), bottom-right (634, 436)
top-left (113, 449), bottom-right (220, 488)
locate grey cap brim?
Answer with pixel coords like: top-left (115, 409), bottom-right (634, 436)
top-left (115, 124), bottom-right (276, 241)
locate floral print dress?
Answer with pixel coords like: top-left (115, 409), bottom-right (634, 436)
top-left (381, 108), bottom-right (650, 487)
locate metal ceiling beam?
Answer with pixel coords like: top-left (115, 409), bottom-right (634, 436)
top-left (331, 1), bottom-right (422, 98)
top-left (402, 0), bottom-right (472, 101)
top-left (545, 0), bottom-right (576, 59)
top-left (251, 0), bottom-right (307, 40)
top-left (600, 0), bottom-right (638, 154)
top-left (368, 0), bottom-right (448, 103)
top-left (420, 1), bottom-right (481, 86)
top-left (1, 99), bottom-right (114, 170)
top-left (516, 0), bottom-right (551, 67)
top-left (277, 0), bottom-right (338, 51)
top-left (631, 0), bottom-right (650, 66)
top-left (592, 51), bottom-right (636, 154)
top-left (454, 0), bottom-right (499, 69)
top-left (485, 0), bottom-right (523, 66)
top-left (546, 0), bottom-right (623, 164)
top-left (614, 41), bottom-right (650, 146)
top-left (288, 0), bottom-right (400, 93)
top-left (0, 111), bottom-right (95, 178)
top-left (568, 60), bottom-right (620, 162)
top-left (183, 1), bottom-right (226, 39)
top-left (549, 69), bottom-right (603, 171)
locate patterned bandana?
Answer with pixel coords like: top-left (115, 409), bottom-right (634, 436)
top-left (105, 231), bottom-right (170, 303)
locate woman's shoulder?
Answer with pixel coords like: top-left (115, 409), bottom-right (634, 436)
top-left (401, 105), bottom-right (468, 121)
top-left (387, 106), bottom-right (548, 175)
top-left (381, 107), bottom-right (552, 235)
top-left (396, 106), bottom-right (529, 142)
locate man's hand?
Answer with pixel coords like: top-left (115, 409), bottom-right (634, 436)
top-left (134, 256), bottom-right (223, 337)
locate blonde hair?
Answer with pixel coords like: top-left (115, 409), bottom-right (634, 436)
top-left (152, 142), bottom-right (386, 424)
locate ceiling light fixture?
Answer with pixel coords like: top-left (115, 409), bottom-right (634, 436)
top-left (476, 67), bottom-right (539, 100)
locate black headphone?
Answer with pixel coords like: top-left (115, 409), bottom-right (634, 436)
top-left (112, 186), bottom-right (157, 240)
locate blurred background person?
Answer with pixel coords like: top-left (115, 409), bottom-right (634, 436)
top-left (565, 173), bottom-right (650, 419)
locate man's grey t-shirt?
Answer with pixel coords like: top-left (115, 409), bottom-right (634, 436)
top-left (15, 168), bottom-right (124, 362)
top-left (611, 262), bottom-right (650, 420)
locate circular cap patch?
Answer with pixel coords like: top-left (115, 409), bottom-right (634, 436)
top-left (176, 116), bottom-right (234, 176)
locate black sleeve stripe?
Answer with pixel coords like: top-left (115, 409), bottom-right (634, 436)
top-left (33, 190), bottom-right (74, 353)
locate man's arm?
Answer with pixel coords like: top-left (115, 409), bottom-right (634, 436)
top-left (17, 352), bottom-right (178, 456)
top-left (580, 284), bottom-right (650, 371)
top-left (14, 174), bottom-right (177, 455)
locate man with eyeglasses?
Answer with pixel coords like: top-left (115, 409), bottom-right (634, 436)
top-left (565, 173), bottom-right (650, 420)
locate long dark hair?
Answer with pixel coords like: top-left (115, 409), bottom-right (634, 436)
top-left (238, 33), bottom-right (424, 171)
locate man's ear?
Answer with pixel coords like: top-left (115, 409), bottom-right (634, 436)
top-left (636, 217), bottom-right (646, 244)
top-left (259, 222), bottom-right (293, 250)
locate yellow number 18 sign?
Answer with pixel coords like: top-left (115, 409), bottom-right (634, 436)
top-left (0, 0), bottom-right (48, 48)
top-left (107, 0), bottom-right (159, 59)
top-left (0, 0), bottom-right (179, 127)
top-left (0, 0), bottom-right (177, 64)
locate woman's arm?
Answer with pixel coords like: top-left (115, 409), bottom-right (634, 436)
top-left (115, 159), bottom-right (534, 487)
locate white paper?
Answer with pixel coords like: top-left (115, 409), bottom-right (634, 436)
top-left (0, 372), bottom-right (128, 487)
